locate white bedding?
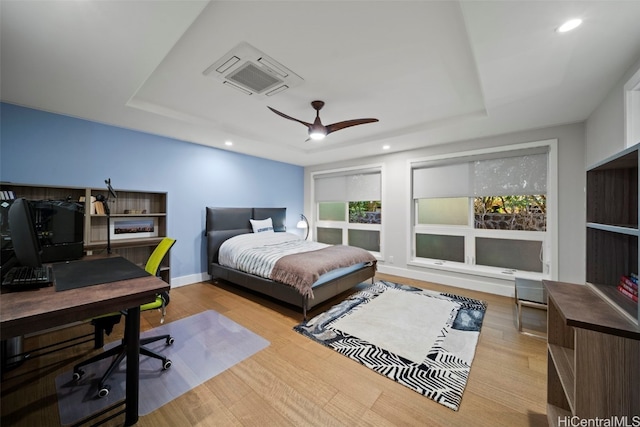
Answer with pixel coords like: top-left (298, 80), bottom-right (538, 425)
top-left (218, 232), bottom-right (329, 280)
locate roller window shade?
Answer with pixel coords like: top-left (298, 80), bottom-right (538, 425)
top-left (412, 163), bottom-right (470, 199)
top-left (315, 171), bottom-right (381, 202)
top-left (315, 176), bottom-right (346, 202)
top-left (413, 149), bottom-right (548, 199)
top-left (347, 173), bottom-right (380, 201)
top-left (473, 153), bottom-right (547, 196)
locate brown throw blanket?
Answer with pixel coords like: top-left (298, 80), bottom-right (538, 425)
top-left (270, 245), bottom-right (377, 299)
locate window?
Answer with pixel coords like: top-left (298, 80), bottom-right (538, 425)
top-left (313, 168), bottom-right (381, 253)
top-left (412, 144), bottom-right (552, 276)
top-left (319, 202), bottom-right (345, 221)
top-left (417, 198), bottom-right (468, 225)
top-left (474, 195), bottom-right (546, 231)
top-left (416, 233), bottom-right (465, 262)
top-left (475, 237), bottom-right (543, 271)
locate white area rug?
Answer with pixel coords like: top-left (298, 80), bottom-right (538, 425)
top-left (294, 281), bottom-right (487, 411)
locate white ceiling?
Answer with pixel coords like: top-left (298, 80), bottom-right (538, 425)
top-left (2, 1), bottom-right (640, 167)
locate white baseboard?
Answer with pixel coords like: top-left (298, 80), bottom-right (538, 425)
top-left (170, 272), bottom-right (210, 288)
top-left (377, 265), bottom-right (515, 297)
top-left (172, 267), bottom-right (515, 298)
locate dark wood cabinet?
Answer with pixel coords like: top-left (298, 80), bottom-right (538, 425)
top-left (544, 143), bottom-right (640, 426)
top-left (544, 281), bottom-right (640, 425)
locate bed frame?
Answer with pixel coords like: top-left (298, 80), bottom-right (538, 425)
top-left (205, 207), bottom-right (376, 319)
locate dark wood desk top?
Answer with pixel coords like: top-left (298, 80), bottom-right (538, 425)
top-left (544, 280), bottom-right (640, 340)
top-left (1, 275), bottom-right (169, 339)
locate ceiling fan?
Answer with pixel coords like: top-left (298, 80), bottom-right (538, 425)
top-left (267, 100), bottom-right (378, 141)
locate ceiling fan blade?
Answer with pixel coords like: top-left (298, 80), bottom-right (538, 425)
top-left (267, 106), bottom-right (313, 128)
top-left (269, 101), bottom-right (378, 141)
top-left (325, 118), bottom-right (379, 135)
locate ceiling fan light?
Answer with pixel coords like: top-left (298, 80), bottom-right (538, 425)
top-left (309, 131), bottom-right (325, 140)
top-left (309, 123), bottom-right (326, 140)
top-left (557, 18), bottom-right (582, 33)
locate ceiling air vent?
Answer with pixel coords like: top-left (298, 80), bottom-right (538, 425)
top-left (203, 42), bottom-right (303, 98)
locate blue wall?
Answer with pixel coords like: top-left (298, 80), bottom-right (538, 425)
top-left (0, 103), bottom-right (304, 283)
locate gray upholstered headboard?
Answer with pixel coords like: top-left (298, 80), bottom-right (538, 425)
top-left (205, 207), bottom-right (286, 266)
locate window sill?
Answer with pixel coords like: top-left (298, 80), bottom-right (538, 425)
top-left (407, 259), bottom-right (548, 282)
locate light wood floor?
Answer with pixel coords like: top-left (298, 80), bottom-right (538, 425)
top-left (1, 273), bottom-right (549, 426)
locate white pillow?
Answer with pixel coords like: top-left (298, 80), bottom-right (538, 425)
top-left (250, 218), bottom-right (274, 233)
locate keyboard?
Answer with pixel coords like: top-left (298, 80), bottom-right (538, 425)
top-left (2, 265), bottom-right (54, 288)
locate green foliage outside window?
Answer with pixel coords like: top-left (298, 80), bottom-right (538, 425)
top-left (349, 201), bottom-right (381, 224)
top-left (474, 195), bottom-right (546, 231)
top-left (474, 195), bottom-right (546, 214)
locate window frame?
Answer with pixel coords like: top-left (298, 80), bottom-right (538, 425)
top-left (311, 164), bottom-right (383, 257)
top-left (408, 139), bottom-right (558, 280)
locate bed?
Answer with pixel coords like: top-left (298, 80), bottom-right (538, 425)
top-left (205, 207), bottom-right (376, 319)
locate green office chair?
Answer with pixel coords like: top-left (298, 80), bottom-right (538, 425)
top-left (72, 237), bottom-right (177, 398)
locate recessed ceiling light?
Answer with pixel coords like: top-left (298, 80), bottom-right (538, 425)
top-left (225, 141), bottom-right (233, 146)
top-left (557, 18), bottom-right (582, 33)
top-left (382, 145), bottom-right (390, 150)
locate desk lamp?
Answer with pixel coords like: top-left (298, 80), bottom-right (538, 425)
top-left (297, 214), bottom-right (309, 240)
top-left (104, 178), bottom-right (118, 254)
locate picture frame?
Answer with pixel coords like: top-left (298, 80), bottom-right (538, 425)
top-left (110, 217), bottom-right (158, 240)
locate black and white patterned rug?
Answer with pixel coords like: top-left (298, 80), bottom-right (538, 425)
top-left (294, 280), bottom-right (486, 411)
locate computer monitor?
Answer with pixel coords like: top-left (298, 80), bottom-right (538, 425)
top-left (8, 198), bottom-right (42, 268)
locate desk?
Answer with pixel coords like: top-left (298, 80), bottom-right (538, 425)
top-left (0, 269), bottom-right (169, 425)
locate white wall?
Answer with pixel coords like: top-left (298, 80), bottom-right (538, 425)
top-left (304, 122), bottom-right (585, 297)
top-left (586, 55), bottom-right (640, 166)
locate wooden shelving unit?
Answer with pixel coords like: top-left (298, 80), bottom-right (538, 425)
top-left (0, 182), bottom-right (170, 283)
top-left (544, 143), bottom-right (640, 426)
top-left (544, 281), bottom-right (640, 426)
top-left (586, 143), bottom-right (639, 325)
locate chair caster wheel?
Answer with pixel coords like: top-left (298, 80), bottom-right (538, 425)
top-left (163, 359), bottom-right (172, 370)
top-left (98, 385), bottom-right (110, 398)
top-left (166, 337), bottom-right (174, 345)
top-left (72, 370), bottom-right (84, 381)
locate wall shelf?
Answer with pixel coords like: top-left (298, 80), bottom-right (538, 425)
top-left (0, 182), bottom-right (171, 283)
top-left (106, 213), bottom-right (167, 218)
top-left (586, 222), bottom-right (639, 236)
